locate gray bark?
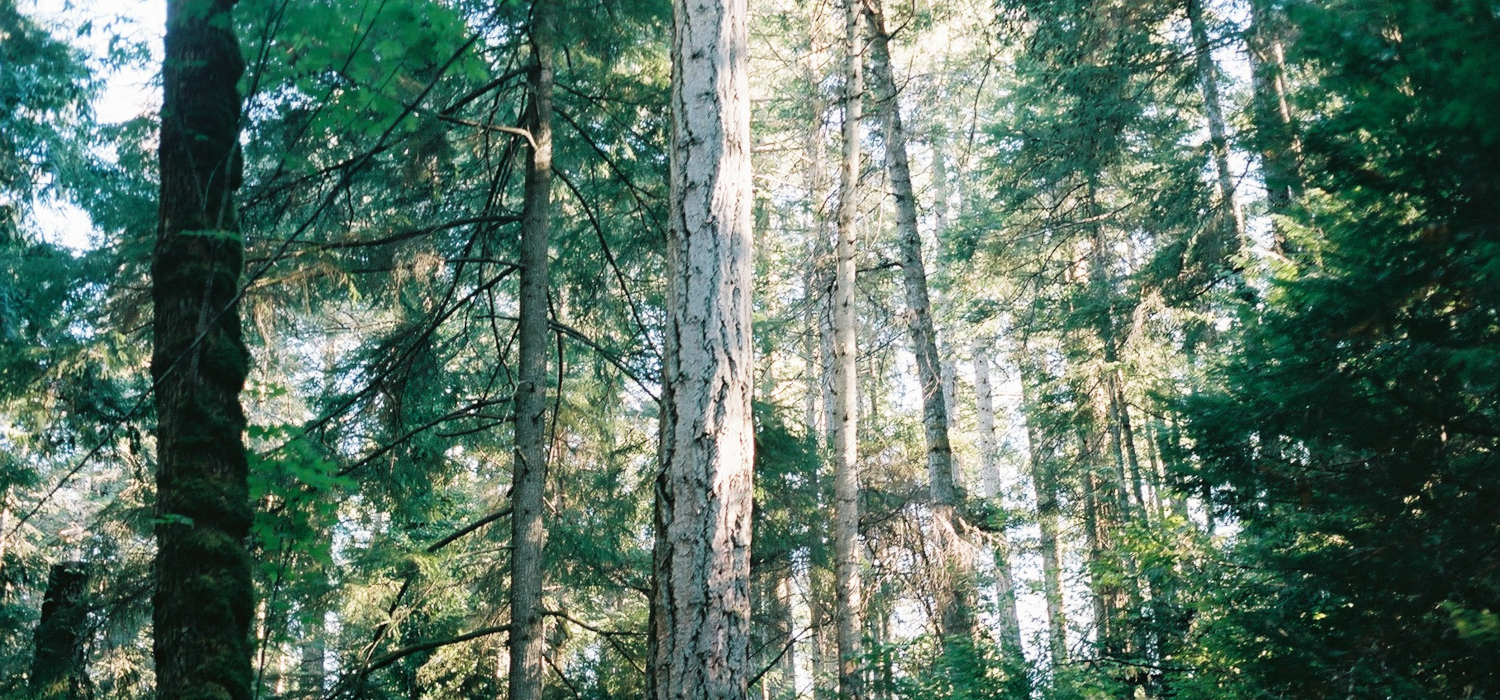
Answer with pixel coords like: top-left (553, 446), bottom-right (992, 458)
top-left (651, 0), bottom-right (756, 697)
top-left (865, 0), bottom-right (978, 649)
top-left (970, 338), bottom-right (1024, 659)
top-left (508, 6), bottom-right (555, 700)
top-left (832, 0), bottom-right (865, 696)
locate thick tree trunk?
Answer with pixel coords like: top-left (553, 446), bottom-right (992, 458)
top-left (1018, 353), bottom-right (1068, 667)
top-left (865, 0), bottom-right (977, 648)
top-left (508, 6), bottom-right (555, 700)
top-left (152, 2), bottom-right (255, 700)
top-left (831, 1), bottom-right (866, 697)
top-left (31, 562), bottom-right (90, 700)
top-left (1187, 0), bottom-right (1245, 260)
top-left (650, 0), bottom-right (756, 697)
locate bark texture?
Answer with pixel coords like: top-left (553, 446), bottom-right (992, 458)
top-left (651, 0), bottom-right (755, 697)
top-left (30, 562), bottom-right (91, 700)
top-left (832, 0), bottom-right (865, 697)
top-left (509, 4), bottom-right (555, 700)
top-left (865, 0), bottom-right (977, 649)
top-left (152, 2), bottom-right (255, 700)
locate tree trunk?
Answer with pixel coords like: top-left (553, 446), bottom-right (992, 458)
top-left (31, 562), bottom-right (90, 700)
top-left (1187, 0), bottom-right (1245, 261)
top-left (508, 5), bottom-right (555, 700)
top-left (1018, 353), bottom-right (1068, 667)
top-left (831, 1), bottom-right (866, 697)
top-left (1246, 0), bottom-right (1301, 251)
top-left (970, 338), bottom-right (1024, 660)
top-left (865, 0), bottom-right (977, 649)
top-left (152, 2), bottom-right (255, 699)
top-left (299, 614), bottom-right (325, 699)
top-left (650, 0), bottom-right (756, 696)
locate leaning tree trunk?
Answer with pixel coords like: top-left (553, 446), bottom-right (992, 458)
top-left (509, 4), bottom-right (555, 700)
top-left (650, 0), bottom-right (756, 696)
top-left (864, 0), bottom-right (977, 651)
top-left (152, 2), bottom-right (255, 700)
top-left (1187, 0), bottom-right (1245, 262)
top-left (831, 0), bottom-right (865, 697)
top-left (31, 562), bottom-right (90, 700)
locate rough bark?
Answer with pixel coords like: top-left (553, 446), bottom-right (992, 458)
top-left (651, 0), bottom-right (756, 697)
top-left (865, 0), bottom-right (976, 648)
top-left (1187, 0), bottom-right (1245, 260)
top-left (831, 0), bottom-right (865, 697)
top-left (31, 562), bottom-right (90, 700)
top-left (1018, 352), bottom-right (1067, 667)
top-left (152, 2), bottom-right (255, 700)
top-left (508, 4), bottom-right (555, 700)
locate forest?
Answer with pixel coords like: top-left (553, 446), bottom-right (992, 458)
top-left (2, 0), bottom-right (1497, 698)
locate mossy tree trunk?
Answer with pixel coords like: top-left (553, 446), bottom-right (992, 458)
top-left (151, 2), bottom-right (254, 700)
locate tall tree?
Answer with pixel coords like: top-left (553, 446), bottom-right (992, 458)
top-left (508, 3), bottom-right (556, 700)
top-left (831, 0), bottom-right (865, 696)
top-left (1187, 0), bottom-right (1244, 260)
top-left (152, 2), bottom-right (255, 700)
top-left (651, 0), bottom-right (755, 696)
top-left (864, 0), bottom-right (976, 650)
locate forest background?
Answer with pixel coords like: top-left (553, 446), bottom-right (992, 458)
top-left (2, 0), bottom-right (1497, 698)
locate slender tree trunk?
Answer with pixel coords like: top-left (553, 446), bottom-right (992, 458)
top-left (31, 562), bottom-right (90, 700)
top-left (865, 0), bottom-right (977, 650)
top-left (972, 338), bottom-right (1002, 501)
top-left (970, 337), bottom-right (1025, 659)
top-left (299, 615), bottom-right (325, 699)
top-left (508, 6), bottom-right (555, 700)
top-left (1246, 0), bottom-right (1301, 251)
top-left (651, 0), bottom-right (756, 696)
top-left (510, 0), bottom-right (556, 686)
top-left (1112, 376), bottom-right (1148, 518)
top-left (152, 2), bottom-right (255, 699)
top-left (1018, 353), bottom-right (1067, 667)
top-left (1187, 0), bottom-right (1245, 260)
top-left (807, 567), bottom-right (835, 700)
top-left (831, 1), bottom-right (865, 696)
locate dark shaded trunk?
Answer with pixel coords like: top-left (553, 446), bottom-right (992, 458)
top-left (31, 562), bottom-right (91, 700)
top-left (152, 2), bottom-right (255, 700)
